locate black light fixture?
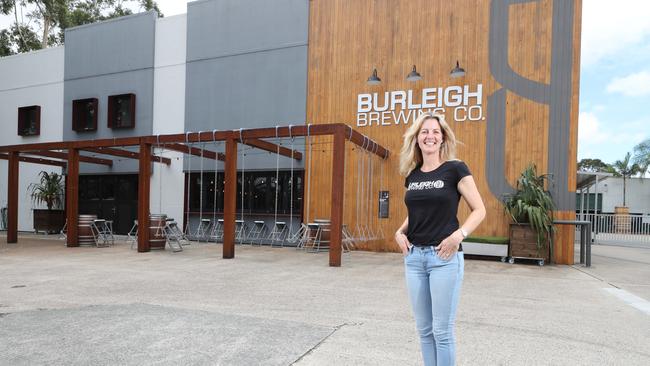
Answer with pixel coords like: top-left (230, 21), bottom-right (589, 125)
top-left (450, 60), bottom-right (465, 78)
top-left (406, 65), bottom-right (422, 82)
top-left (367, 68), bottom-right (381, 85)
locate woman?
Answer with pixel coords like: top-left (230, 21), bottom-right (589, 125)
top-left (395, 112), bottom-right (485, 366)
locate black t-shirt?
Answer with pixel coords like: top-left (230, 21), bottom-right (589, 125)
top-left (404, 160), bottom-right (471, 249)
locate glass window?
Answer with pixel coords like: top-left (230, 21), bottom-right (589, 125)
top-left (72, 98), bottom-right (98, 132)
top-left (108, 93), bottom-right (135, 129)
top-left (187, 170), bottom-right (303, 215)
top-left (17, 105), bottom-right (41, 136)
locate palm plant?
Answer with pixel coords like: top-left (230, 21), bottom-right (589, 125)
top-left (611, 152), bottom-right (641, 206)
top-left (504, 164), bottom-right (556, 252)
top-left (28, 171), bottom-right (64, 210)
top-left (633, 139), bottom-right (650, 178)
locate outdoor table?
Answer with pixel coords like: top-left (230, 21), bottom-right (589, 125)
top-left (553, 220), bottom-right (591, 267)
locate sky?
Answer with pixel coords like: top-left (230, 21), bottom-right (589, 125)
top-left (1, 0), bottom-right (649, 166)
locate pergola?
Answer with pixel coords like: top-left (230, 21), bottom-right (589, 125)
top-left (0, 123), bottom-right (389, 266)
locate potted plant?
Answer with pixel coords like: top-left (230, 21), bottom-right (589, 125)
top-left (29, 171), bottom-right (65, 234)
top-left (503, 164), bottom-right (555, 265)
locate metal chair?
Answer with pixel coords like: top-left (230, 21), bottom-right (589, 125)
top-left (287, 223), bottom-right (309, 249)
top-left (91, 219), bottom-right (114, 248)
top-left (127, 220), bottom-right (138, 249)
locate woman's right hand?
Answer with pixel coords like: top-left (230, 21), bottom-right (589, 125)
top-left (395, 231), bottom-right (410, 256)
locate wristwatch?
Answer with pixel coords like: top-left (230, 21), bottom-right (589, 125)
top-left (459, 228), bottom-right (468, 238)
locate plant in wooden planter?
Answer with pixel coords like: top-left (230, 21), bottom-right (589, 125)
top-left (28, 171), bottom-right (65, 234)
top-left (503, 164), bottom-right (555, 265)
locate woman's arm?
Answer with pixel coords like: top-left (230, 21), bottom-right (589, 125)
top-left (437, 175), bottom-right (486, 259)
top-left (457, 175), bottom-right (486, 235)
top-left (395, 217), bottom-right (410, 255)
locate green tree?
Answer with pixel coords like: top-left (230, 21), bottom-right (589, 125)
top-left (611, 152), bottom-right (641, 206)
top-left (633, 138), bottom-right (650, 177)
top-left (577, 158), bottom-right (613, 173)
top-left (0, 0), bottom-right (162, 56)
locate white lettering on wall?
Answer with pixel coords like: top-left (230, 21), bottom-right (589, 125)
top-left (356, 84), bottom-right (485, 127)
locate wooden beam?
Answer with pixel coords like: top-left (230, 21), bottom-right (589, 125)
top-left (25, 150), bottom-right (113, 167)
top-left (0, 124), bottom-right (389, 160)
top-left (6, 152), bottom-right (19, 243)
top-left (329, 130), bottom-right (345, 267)
top-left (137, 142), bottom-right (152, 252)
top-left (0, 153), bottom-right (66, 167)
top-left (240, 138), bottom-right (302, 161)
top-left (82, 147), bottom-right (171, 165)
top-left (66, 149), bottom-right (79, 247)
top-left (345, 126), bottom-right (390, 159)
top-left (222, 138), bottom-right (237, 259)
top-left (165, 143), bottom-right (225, 161)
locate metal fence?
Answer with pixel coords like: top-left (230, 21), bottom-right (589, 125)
top-left (575, 213), bottom-right (650, 245)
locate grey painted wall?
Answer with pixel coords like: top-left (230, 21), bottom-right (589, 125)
top-left (185, 0), bottom-right (309, 171)
top-left (63, 12), bottom-right (157, 174)
top-left (487, 0), bottom-right (576, 211)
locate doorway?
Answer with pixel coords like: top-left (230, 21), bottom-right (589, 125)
top-left (78, 174), bottom-right (138, 234)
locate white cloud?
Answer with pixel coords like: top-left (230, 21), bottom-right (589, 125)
top-left (579, 111), bottom-right (608, 144)
top-left (606, 71), bottom-right (650, 96)
top-left (581, 0), bottom-right (650, 67)
top-left (577, 112), bottom-right (646, 160)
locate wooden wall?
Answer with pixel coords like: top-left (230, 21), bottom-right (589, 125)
top-left (305, 0), bottom-right (582, 263)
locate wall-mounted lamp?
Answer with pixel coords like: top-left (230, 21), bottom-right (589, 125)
top-left (406, 65), bottom-right (422, 82)
top-left (367, 68), bottom-right (381, 85)
top-left (450, 60), bottom-right (465, 78)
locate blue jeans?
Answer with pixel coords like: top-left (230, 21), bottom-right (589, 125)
top-left (404, 245), bottom-right (464, 366)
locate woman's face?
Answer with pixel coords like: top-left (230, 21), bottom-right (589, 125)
top-left (417, 117), bottom-right (444, 156)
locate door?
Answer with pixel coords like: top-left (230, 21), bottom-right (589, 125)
top-left (79, 174), bottom-right (138, 235)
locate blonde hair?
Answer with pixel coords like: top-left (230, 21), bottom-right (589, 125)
top-left (399, 112), bottom-right (458, 176)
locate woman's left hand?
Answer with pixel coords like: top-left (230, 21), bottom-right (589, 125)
top-left (435, 230), bottom-right (463, 260)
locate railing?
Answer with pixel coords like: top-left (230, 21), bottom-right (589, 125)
top-left (575, 213), bottom-right (650, 245)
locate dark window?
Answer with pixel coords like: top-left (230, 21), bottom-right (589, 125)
top-left (72, 98), bottom-right (98, 132)
top-left (17, 105), bottom-right (41, 136)
top-left (108, 93), bottom-right (136, 129)
top-left (187, 170), bottom-right (303, 215)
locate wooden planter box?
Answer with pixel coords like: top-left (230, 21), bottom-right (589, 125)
top-left (33, 209), bottom-right (65, 234)
top-left (509, 223), bottom-right (549, 263)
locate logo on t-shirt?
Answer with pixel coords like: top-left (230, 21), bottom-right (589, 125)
top-left (407, 180), bottom-right (445, 190)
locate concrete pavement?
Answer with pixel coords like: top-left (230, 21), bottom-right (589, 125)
top-left (1, 235), bottom-right (648, 365)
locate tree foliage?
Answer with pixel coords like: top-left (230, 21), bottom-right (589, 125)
top-left (0, 0), bottom-right (162, 56)
top-left (633, 138), bottom-right (650, 177)
top-left (577, 158), bottom-right (613, 173)
top-left (611, 152), bottom-right (641, 206)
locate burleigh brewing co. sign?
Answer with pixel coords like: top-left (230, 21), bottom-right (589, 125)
top-left (356, 84), bottom-right (483, 126)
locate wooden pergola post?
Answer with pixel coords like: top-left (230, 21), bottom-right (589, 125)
top-left (66, 148), bottom-right (79, 247)
top-left (222, 138), bottom-right (238, 259)
top-left (329, 129), bottom-right (346, 267)
top-left (137, 141), bottom-right (151, 252)
top-left (6, 151), bottom-right (19, 243)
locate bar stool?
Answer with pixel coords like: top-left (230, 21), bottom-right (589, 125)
top-left (210, 218), bottom-right (224, 241)
top-left (248, 220), bottom-right (268, 245)
top-left (269, 221), bottom-right (288, 247)
top-left (235, 220), bottom-right (248, 243)
top-left (196, 218), bottom-right (212, 242)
